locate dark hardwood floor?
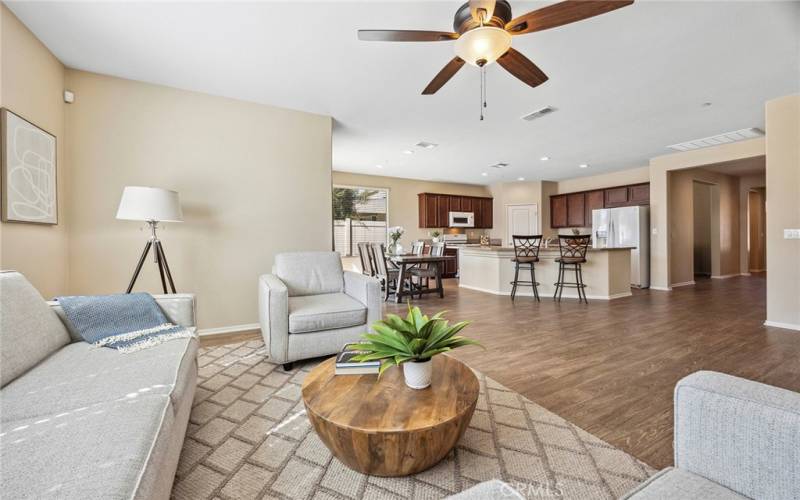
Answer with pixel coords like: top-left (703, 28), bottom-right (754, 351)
top-left (203, 272), bottom-right (800, 469)
top-left (387, 273), bottom-right (800, 468)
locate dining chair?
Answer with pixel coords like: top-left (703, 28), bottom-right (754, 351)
top-left (410, 242), bottom-right (445, 298)
top-left (554, 235), bottom-right (590, 303)
top-left (411, 240), bottom-right (425, 256)
top-left (370, 242), bottom-right (400, 301)
top-left (510, 235), bottom-right (543, 301)
top-left (357, 242), bottom-right (374, 277)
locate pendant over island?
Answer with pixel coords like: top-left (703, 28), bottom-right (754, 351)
top-left (458, 245), bottom-right (636, 300)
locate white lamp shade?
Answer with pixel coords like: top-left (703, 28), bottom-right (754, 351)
top-left (454, 26), bottom-right (512, 67)
top-left (116, 186), bottom-right (183, 222)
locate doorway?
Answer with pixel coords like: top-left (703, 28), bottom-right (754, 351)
top-left (506, 204), bottom-right (538, 246)
top-left (692, 181), bottom-right (720, 278)
top-left (747, 188), bottom-right (767, 272)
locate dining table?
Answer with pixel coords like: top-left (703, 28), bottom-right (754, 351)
top-left (387, 253), bottom-right (455, 303)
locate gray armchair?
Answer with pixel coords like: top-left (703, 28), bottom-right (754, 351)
top-left (258, 251), bottom-right (381, 369)
top-left (622, 371), bottom-right (800, 499)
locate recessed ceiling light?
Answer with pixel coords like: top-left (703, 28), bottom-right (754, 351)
top-left (579, 164), bottom-right (589, 169)
top-left (402, 150), bottom-right (414, 155)
top-left (415, 141), bottom-right (438, 149)
top-left (540, 156), bottom-right (550, 161)
top-left (517, 177), bottom-right (525, 181)
top-left (481, 172), bottom-right (488, 177)
top-left (375, 164), bottom-right (384, 169)
top-left (702, 102), bottom-right (712, 107)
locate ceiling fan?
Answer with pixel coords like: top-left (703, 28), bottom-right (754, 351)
top-left (358, 0), bottom-right (634, 95)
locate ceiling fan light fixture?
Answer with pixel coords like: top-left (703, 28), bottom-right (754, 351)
top-left (454, 26), bottom-right (512, 67)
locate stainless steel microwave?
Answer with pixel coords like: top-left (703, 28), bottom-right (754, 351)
top-left (449, 211), bottom-right (474, 228)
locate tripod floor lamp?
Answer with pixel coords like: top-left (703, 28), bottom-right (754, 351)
top-left (116, 186), bottom-right (183, 294)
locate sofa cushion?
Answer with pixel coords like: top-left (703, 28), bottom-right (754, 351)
top-left (275, 251), bottom-right (344, 296)
top-left (0, 271), bottom-right (71, 388)
top-left (0, 336), bottom-right (197, 422)
top-left (0, 394), bottom-right (175, 500)
top-left (621, 468), bottom-right (746, 500)
top-left (288, 293), bottom-right (367, 334)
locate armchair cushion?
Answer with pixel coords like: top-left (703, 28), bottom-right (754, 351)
top-left (288, 293), bottom-right (367, 334)
top-left (275, 251), bottom-right (344, 296)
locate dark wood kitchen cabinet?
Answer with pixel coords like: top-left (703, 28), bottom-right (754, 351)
top-left (549, 182), bottom-right (649, 228)
top-left (443, 247), bottom-right (459, 278)
top-left (585, 189), bottom-right (605, 225)
top-left (567, 193), bottom-right (586, 227)
top-left (629, 183), bottom-right (650, 205)
top-left (418, 193), bottom-right (494, 228)
top-left (550, 195), bottom-right (568, 228)
top-left (604, 186), bottom-right (629, 208)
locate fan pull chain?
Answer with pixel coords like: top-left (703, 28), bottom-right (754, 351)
top-left (479, 65), bottom-right (486, 121)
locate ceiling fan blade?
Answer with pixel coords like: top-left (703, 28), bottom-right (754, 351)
top-left (469, 0), bottom-right (497, 24)
top-left (506, 0), bottom-right (634, 35)
top-left (497, 49), bottom-right (549, 88)
top-left (357, 30), bottom-right (459, 42)
top-left (422, 57), bottom-right (466, 95)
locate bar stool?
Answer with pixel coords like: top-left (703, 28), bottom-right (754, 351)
top-left (510, 235), bottom-right (543, 301)
top-left (554, 235), bottom-right (590, 303)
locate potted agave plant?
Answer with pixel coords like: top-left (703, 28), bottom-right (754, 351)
top-left (351, 304), bottom-right (481, 389)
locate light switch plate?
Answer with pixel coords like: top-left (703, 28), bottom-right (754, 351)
top-left (784, 229), bottom-right (800, 239)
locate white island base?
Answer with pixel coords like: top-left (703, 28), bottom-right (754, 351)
top-left (458, 246), bottom-right (633, 300)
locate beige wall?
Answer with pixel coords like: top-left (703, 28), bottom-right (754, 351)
top-left (648, 137), bottom-right (765, 289)
top-left (669, 167), bottom-right (740, 284)
top-left (557, 166), bottom-right (650, 194)
top-left (0, 5), bottom-right (69, 298)
top-left (331, 171), bottom-right (490, 247)
top-left (64, 70), bottom-right (333, 330)
top-left (488, 181), bottom-right (550, 244)
top-left (765, 95), bottom-right (800, 330)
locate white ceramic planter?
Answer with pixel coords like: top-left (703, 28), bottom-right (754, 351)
top-left (403, 359), bottom-right (432, 389)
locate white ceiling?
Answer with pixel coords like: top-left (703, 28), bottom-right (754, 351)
top-left (702, 156), bottom-right (766, 177)
top-left (8, 1), bottom-right (799, 185)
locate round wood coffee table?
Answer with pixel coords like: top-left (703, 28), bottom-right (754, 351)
top-left (301, 354), bottom-right (479, 477)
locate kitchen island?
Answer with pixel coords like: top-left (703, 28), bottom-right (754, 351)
top-left (458, 245), bottom-right (634, 300)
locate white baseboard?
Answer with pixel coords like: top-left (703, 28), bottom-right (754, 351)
top-left (671, 281), bottom-right (695, 287)
top-left (198, 323), bottom-right (260, 336)
top-left (749, 269), bottom-right (766, 273)
top-left (764, 320), bottom-right (800, 332)
top-left (649, 286), bottom-right (672, 291)
top-left (458, 283), bottom-right (631, 301)
top-left (740, 272), bottom-right (751, 276)
top-left (711, 274), bottom-right (738, 280)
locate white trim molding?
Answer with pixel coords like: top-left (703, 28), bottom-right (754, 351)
top-left (711, 274), bottom-right (739, 279)
top-left (198, 323), bottom-right (260, 336)
top-left (764, 320), bottom-right (800, 332)
top-left (649, 286), bottom-right (672, 291)
top-left (670, 281), bottom-right (696, 287)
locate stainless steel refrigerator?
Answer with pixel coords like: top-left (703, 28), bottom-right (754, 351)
top-left (592, 206), bottom-right (650, 288)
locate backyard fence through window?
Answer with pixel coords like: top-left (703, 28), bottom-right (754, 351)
top-left (332, 186), bottom-right (388, 257)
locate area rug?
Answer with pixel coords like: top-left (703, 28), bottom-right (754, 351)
top-left (173, 340), bottom-right (655, 500)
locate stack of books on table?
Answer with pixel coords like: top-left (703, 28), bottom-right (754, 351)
top-left (335, 342), bottom-right (380, 375)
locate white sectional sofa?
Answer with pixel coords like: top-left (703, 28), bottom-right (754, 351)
top-left (0, 271), bottom-right (197, 499)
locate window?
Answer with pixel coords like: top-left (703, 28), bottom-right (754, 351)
top-left (332, 186), bottom-right (389, 256)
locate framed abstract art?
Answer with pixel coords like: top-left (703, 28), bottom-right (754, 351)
top-left (1, 108), bottom-right (58, 224)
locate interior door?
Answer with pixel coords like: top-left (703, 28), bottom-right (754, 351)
top-left (506, 204), bottom-right (538, 246)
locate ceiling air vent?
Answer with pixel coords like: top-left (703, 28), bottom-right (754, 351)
top-left (489, 162), bottom-right (509, 169)
top-left (521, 106), bottom-right (556, 121)
top-left (415, 141), bottom-right (438, 149)
top-left (667, 128), bottom-right (764, 152)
